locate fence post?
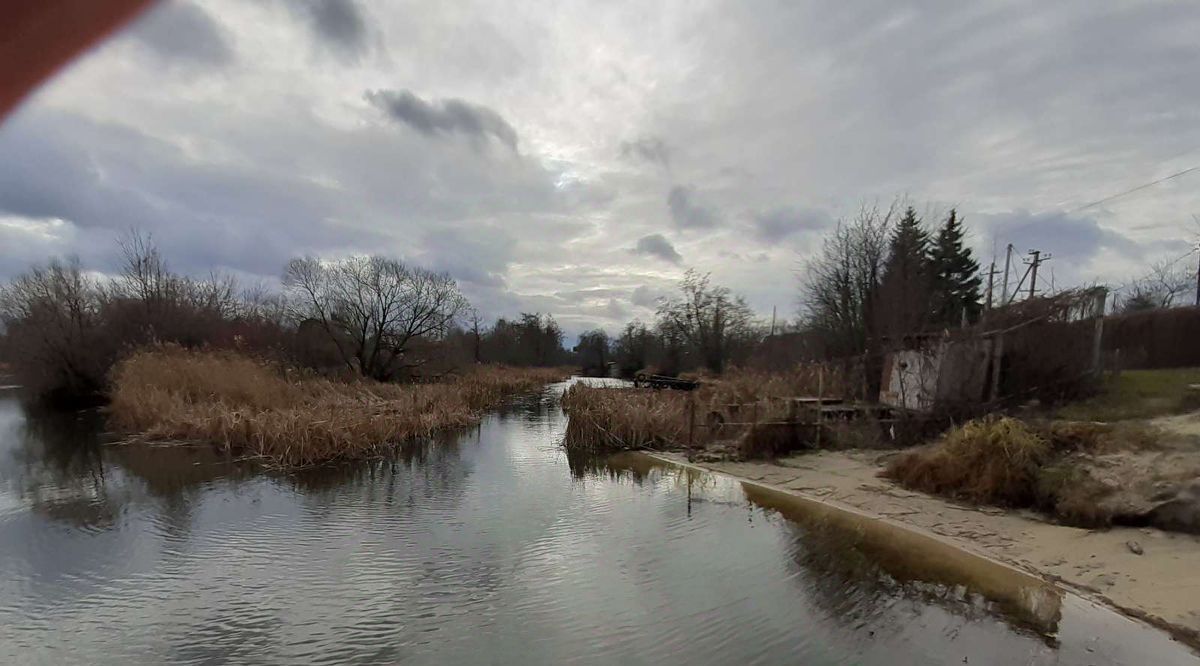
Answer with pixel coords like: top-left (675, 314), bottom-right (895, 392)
top-left (989, 333), bottom-right (1005, 402)
top-left (815, 365), bottom-right (824, 449)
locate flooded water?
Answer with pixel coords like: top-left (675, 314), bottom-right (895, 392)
top-left (0, 380), bottom-right (1196, 665)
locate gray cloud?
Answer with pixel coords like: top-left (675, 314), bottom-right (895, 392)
top-left (128, 1), bottom-right (233, 67)
top-left (418, 226), bottom-right (515, 288)
top-left (632, 233), bottom-right (682, 264)
top-left (667, 185), bottom-right (717, 229)
top-left (288, 0), bottom-right (368, 59)
top-left (365, 89), bottom-right (518, 151)
top-left (982, 209), bottom-right (1140, 262)
top-left (5, 0), bottom-right (1200, 336)
top-left (620, 137), bottom-right (670, 168)
top-left (631, 285), bottom-right (668, 309)
top-left (753, 207), bottom-right (833, 243)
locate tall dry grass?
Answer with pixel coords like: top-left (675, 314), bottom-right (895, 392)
top-left (561, 365), bottom-right (846, 454)
top-left (884, 416), bottom-right (1167, 526)
top-left (109, 346), bottom-right (569, 466)
top-left (884, 417), bottom-right (1052, 506)
top-left (562, 384), bottom-right (688, 452)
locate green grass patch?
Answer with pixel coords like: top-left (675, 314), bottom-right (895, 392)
top-left (1055, 368), bottom-right (1200, 422)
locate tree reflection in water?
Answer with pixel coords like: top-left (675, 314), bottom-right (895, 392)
top-left (1, 402), bottom-right (118, 531)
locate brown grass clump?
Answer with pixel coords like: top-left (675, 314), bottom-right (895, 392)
top-left (883, 413), bottom-right (1176, 529)
top-left (885, 417), bottom-right (1052, 507)
top-left (109, 346), bottom-right (569, 466)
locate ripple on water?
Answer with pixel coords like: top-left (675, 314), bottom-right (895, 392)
top-left (0, 386), bottom-right (1196, 665)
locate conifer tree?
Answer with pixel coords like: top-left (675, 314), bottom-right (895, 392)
top-left (930, 209), bottom-right (982, 325)
top-left (877, 206), bottom-right (933, 338)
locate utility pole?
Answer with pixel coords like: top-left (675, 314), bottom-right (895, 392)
top-left (1000, 244), bottom-right (1014, 305)
top-left (1025, 250), bottom-right (1051, 300)
top-left (984, 261), bottom-right (998, 311)
top-left (770, 305), bottom-right (777, 337)
top-left (1195, 248), bottom-right (1200, 307)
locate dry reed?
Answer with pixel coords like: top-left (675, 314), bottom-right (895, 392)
top-left (109, 346), bottom-right (570, 466)
top-left (561, 365), bottom-right (845, 454)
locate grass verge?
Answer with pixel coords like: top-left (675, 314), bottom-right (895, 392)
top-left (109, 346), bottom-right (570, 466)
top-left (1054, 368), bottom-right (1200, 421)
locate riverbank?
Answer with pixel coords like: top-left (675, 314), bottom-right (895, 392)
top-left (652, 448), bottom-right (1200, 649)
top-left (109, 347), bottom-right (571, 466)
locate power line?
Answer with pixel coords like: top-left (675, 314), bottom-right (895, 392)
top-left (1161, 245), bottom-right (1200, 269)
top-left (1070, 165), bottom-right (1200, 214)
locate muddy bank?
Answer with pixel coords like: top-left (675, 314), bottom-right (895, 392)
top-left (653, 449), bottom-right (1200, 649)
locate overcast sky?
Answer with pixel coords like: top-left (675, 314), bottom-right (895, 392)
top-left (2, 0), bottom-right (1199, 338)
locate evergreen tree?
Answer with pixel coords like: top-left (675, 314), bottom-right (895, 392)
top-left (876, 206), bottom-right (934, 338)
top-left (930, 209), bottom-right (982, 325)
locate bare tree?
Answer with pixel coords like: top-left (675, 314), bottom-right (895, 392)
top-left (800, 200), bottom-right (895, 357)
top-left (284, 255), bottom-right (468, 380)
top-left (656, 270), bottom-right (759, 374)
top-left (116, 229), bottom-right (173, 306)
top-left (466, 308), bottom-right (484, 363)
top-left (1121, 259), bottom-right (1193, 312)
top-left (238, 281), bottom-right (289, 324)
top-left (0, 258), bottom-right (110, 399)
top-left (109, 230), bottom-right (244, 345)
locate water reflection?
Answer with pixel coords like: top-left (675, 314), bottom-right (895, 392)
top-left (0, 387), bottom-right (1195, 665)
top-left (595, 453), bottom-right (1063, 638)
top-left (0, 402), bottom-right (116, 531)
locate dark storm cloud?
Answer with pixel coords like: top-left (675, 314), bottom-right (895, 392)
top-left (753, 207), bottom-right (832, 243)
top-left (289, 0), bottom-right (369, 59)
top-left (632, 233), bottom-right (682, 264)
top-left (982, 209), bottom-right (1141, 263)
top-left (620, 137), bottom-right (670, 168)
top-left (667, 185), bottom-right (717, 229)
top-left (127, 1), bottom-right (233, 67)
top-left (365, 89), bottom-right (519, 151)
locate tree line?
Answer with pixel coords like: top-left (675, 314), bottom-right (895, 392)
top-left (579, 202), bottom-right (987, 380)
top-left (575, 270), bottom-right (763, 377)
top-left (6, 200), bottom-right (1181, 402)
top-left (0, 233), bottom-right (573, 404)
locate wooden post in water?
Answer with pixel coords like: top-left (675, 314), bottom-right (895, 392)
top-left (686, 394), bottom-right (696, 462)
